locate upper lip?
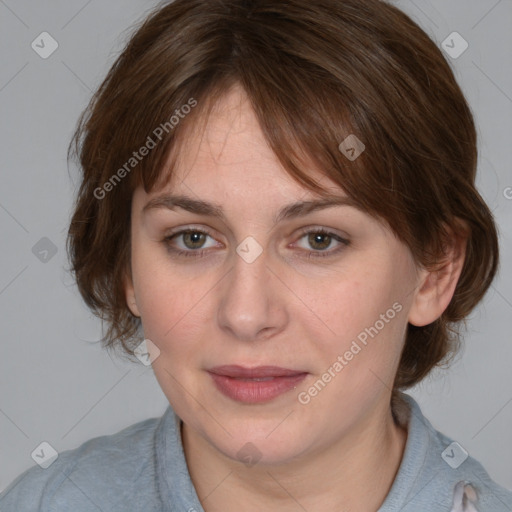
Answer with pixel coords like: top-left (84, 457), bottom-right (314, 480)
top-left (207, 365), bottom-right (307, 378)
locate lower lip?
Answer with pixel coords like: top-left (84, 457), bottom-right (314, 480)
top-left (208, 372), bottom-right (308, 404)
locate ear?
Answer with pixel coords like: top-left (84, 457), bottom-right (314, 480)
top-left (123, 267), bottom-right (141, 318)
top-left (408, 223), bottom-right (468, 327)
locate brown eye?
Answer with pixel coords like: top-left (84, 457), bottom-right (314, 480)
top-left (307, 232), bottom-right (332, 251)
top-left (294, 229), bottom-right (350, 259)
top-left (163, 228), bottom-right (219, 258)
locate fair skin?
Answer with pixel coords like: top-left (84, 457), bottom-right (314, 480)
top-left (124, 84), bottom-right (465, 512)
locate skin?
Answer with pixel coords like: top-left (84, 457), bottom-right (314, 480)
top-left (124, 84), bottom-right (465, 511)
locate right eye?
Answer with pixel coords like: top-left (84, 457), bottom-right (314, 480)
top-left (163, 228), bottom-right (221, 258)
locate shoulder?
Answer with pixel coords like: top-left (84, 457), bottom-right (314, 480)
top-left (0, 413), bottom-right (166, 512)
top-left (395, 394), bottom-right (512, 512)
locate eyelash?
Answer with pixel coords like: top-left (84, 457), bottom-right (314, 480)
top-left (163, 227), bottom-right (350, 260)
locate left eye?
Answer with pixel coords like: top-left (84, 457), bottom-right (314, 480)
top-left (294, 230), bottom-right (349, 256)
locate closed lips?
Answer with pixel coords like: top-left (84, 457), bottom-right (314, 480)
top-left (207, 365), bottom-right (307, 378)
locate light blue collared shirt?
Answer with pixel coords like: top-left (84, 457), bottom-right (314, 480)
top-left (1, 393), bottom-right (511, 511)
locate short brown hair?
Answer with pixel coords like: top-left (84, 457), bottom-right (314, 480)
top-left (66, 0), bottom-right (499, 394)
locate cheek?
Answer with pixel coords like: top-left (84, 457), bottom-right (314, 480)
top-left (131, 244), bottom-right (223, 364)
top-left (290, 262), bottom-right (410, 380)
top-left (294, 266), bottom-right (400, 337)
top-left (135, 272), bottom-right (210, 347)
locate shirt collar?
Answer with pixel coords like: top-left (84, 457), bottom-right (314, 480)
top-left (155, 392), bottom-right (432, 512)
top-left (155, 406), bottom-right (204, 512)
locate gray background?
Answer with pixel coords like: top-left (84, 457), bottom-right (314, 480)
top-left (1, 0), bottom-right (511, 493)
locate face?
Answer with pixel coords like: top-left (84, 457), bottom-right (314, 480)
top-left (125, 84), bottom-right (425, 466)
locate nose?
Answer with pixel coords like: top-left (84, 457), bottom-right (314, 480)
top-left (216, 244), bottom-right (288, 342)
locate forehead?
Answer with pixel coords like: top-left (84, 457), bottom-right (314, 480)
top-left (132, 87), bottom-right (393, 241)
top-left (150, 85), bottom-right (342, 202)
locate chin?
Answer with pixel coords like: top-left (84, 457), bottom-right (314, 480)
top-left (220, 435), bottom-right (307, 468)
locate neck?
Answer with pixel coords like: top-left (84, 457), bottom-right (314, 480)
top-left (182, 398), bottom-right (408, 512)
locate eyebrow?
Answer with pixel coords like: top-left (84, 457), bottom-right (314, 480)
top-left (142, 193), bottom-right (359, 225)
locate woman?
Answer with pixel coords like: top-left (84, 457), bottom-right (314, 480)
top-left (1, 0), bottom-right (510, 510)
